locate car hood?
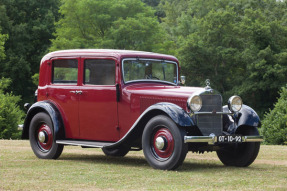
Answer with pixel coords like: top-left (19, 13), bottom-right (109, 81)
top-left (123, 83), bottom-right (205, 100)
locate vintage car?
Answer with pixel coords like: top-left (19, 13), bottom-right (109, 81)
top-left (22, 49), bottom-right (263, 170)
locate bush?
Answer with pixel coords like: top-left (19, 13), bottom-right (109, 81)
top-left (0, 78), bottom-right (24, 139)
top-left (261, 86), bottom-right (287, 145)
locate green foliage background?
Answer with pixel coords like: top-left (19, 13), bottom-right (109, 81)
top-left (0, 78), bottom-right (24, 139)
top-left (49, 0), bottom-right (173, 53)
top-left (0, 0), bottom-right (60, 104)
top-left (0, 0), bottom-right (287, 142)
top-left (262, 86), bottom-right (287, 145)
top-left (160, 0), bottom-right (287, 117)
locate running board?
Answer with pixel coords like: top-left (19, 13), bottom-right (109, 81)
top-left (56, 140), bottom-right (114, 148)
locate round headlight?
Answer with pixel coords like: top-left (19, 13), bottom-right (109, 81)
top-left (228, 96), bottom-right (243, 112)
top-left (187, 95), bottom-right (202, 112)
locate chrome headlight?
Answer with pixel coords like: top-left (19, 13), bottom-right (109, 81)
top-left (187, 95), bottom-right (202, 112)
top-left (228, 96), bottom-right (243, 112)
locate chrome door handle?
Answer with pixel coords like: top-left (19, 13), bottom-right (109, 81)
top-left (70, 90), bottom-right (83, 94)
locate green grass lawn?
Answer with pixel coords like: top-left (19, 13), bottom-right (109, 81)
top-left (1, 140), bottom-right (286, 190)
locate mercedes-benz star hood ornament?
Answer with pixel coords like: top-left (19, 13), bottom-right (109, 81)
top-left (205, 79), bottom-right (211, 89)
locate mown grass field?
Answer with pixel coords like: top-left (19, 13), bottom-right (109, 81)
top-left (1, 140), bottom-right (287, 190)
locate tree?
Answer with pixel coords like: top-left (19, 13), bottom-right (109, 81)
top-left (108, 15), bottom-right (163, 50)
top-left (0, 78), bottom-right (24, 139)
top-left (141, 0), bottom-right (160, 7)
top-left (160, 0), bottom-right (287, 117)
top-left (261, 86), bottom-right (287, 145)
top-left (0, 29), bottom-right (7, 60)
top-left (50, 0), bottom-right (171, 53)
top-left (0, 0), bottom-right (60, 104)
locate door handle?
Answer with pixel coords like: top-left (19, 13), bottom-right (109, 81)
top-left (70, 90), bottom-right (83, 95)
top-left (76, 90), bottom-right (83, 95)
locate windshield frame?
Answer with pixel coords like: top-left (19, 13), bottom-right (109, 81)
top-left (121, 58), bottom-right (179, 86)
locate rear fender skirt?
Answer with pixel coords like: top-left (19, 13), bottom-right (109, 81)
top-left (105, 102), bottom-right (195, 149)
top-left (223, 105), bottom-right (260, 134)
top-left (21, 101), bottom-right (65, 140)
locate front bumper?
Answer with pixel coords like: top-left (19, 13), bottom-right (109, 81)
top-left (184, 135), bottom-right (263, 145)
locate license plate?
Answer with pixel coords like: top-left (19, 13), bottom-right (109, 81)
top-left (217, 135), bottom-right (242, 143)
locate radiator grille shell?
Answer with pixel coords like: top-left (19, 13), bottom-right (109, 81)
top-left (196, 94), bottom-right (223, 136)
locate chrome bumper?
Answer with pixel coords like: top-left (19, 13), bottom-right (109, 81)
top-left (184, 135), bottom-right (264, 145)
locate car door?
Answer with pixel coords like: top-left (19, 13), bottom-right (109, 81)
top-left (78, 58), bottom-right (119, 141)
top-left (47, 58), bottom-right (80, 139)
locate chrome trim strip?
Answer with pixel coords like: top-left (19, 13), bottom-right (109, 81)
top-left (184, 135), bottom-right (217, 144)
top-left (193, 112), bottom-right (234, 115)
top-left (56, 140), bottom-right (113, 148)
top-left (184, 135), bottom-right (263, 145)
top-left (242, 136), bottom-right (264, 142)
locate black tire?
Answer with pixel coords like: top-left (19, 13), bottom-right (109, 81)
top-left (142, 115), bottom-right (188, 170)
top-left (29, 112), bottom-right (64, 159)
top-left (216, 127), bottom-right (260, 167)
top-left (102, 144), bottom-right (130, 157)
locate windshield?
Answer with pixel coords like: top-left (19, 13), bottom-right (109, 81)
top-left (122, 59), bottom-right (178, 85)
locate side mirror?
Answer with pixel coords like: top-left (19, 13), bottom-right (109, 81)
top-left (180, 76), bottom-right (186, 85)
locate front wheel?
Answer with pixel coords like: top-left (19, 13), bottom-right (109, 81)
top-left (29, 112), bottom-right (64, 159)
top-left (142, 115), bottom-right (188, 170)
top-left (217, 127), bottom-right (260, 167)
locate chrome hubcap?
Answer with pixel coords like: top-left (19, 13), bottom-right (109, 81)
top-left (155, 137), bottom-right (166, 150)
top-left (38, 131), bottom-right (46, 143)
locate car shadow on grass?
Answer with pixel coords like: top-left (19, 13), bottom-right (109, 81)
top-left (59, 153), bottom-right (148, 166)
top-left (180, 162), bottom-right (238, 172)
top-left (57, 152), bottom-right (256, 172)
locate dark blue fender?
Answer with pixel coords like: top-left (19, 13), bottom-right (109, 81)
top-left (22, 101), bottom-right (65, 140)
top-left (105, 102), bottom-right (194, 148)
top-left (148, 102), bottom-right (195, 127)
top-left (223, 104), bottom-right (260, 134)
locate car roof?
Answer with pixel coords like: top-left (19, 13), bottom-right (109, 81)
top-left (41, 49), bottom-right (178, 63)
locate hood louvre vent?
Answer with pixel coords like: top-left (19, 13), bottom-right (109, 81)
top-left (140, 96), bottom-right (187, 113)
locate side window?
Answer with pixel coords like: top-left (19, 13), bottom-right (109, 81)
top-left (84, 59), bottom-right (115, 85)
top-left (52, 59), bottom-right (78, 84)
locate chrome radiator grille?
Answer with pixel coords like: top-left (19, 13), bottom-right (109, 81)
top-left (196, 94), bottom-right (222, 136)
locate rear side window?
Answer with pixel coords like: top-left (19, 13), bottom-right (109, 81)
top-left (84, 59), bottom-right (115, 85)
top-left (52, 59), bottom-right (78, 84)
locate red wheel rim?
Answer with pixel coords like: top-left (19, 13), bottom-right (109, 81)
top-left (37, 124), bottom-right (53, 151)
top-left (152, 128), bottom-right (174, 159)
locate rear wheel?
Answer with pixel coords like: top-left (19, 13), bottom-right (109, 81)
top-left (29, 112), bottom-right (63, 159)
top-left (217, 127), bottom-right (260, 167)
top-left (142, 115), bottom-right (188, 170)
top-left (102, 144), bottom-right (130, 157)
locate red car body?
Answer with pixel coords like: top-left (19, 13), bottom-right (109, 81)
top-left (22, 49), bottom-right (263, 170)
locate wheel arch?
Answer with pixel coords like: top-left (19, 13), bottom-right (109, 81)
top-left (105, 102), bottom-right (194, 149)
top-left (236, 105), bottom-right (261, 128)
top-left (138, 103), bottom-right (195, 130)
top-left (22, 101), bottom-right (65, 140)
top-left (223, 105), bottom-right (261, 134)
top-left (235, 125), bottom-right (260, 135)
